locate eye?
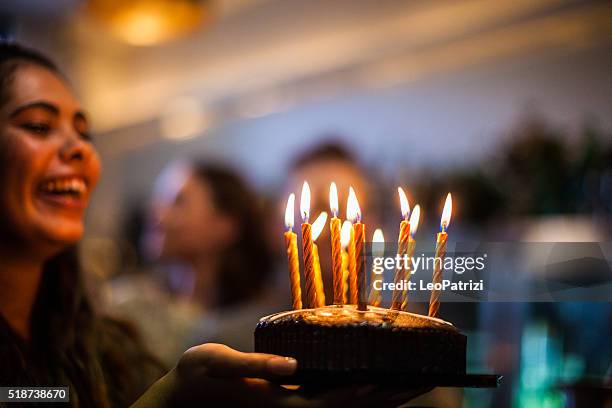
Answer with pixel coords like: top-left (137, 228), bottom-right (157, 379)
top-left (79, 131), bottom-right (93, 142)
top-left (21, 122), bottom-right (50, 135)
top-left (74, 117), bottom-right (92, 142)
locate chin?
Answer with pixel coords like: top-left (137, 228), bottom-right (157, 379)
top-left (40, 222), bottom-right (84, 247)
top-left (56, 227), bottom-right (84, 245)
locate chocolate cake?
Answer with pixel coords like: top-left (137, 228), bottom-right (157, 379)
top-left (255, 305), bottom-right (466, 376)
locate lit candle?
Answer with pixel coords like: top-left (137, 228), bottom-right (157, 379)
top-left (347, 222), bottom-right (357, 305)
top-left (340, 220), bottom-right (352, 304)
top-left (311, 211), bottom-right (328, 308)
top-left (284, 193), bottom-right (302, 309)
top-left (300, 181), bottom-right (317, 308)
top-left (368, 228), bottom-right (385, 307)
top-left (347, 187), bottom-right (367, 311)
top-left (428, 193), bottom-right (452, 318)
top-left (391, 187), bottom-right (410, 310)
top-left (329, 182), bottom-right (344, 305)
top-left (401, 205), bottom-right (420, 311)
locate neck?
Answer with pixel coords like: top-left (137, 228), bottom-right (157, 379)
top-left (188, 254), bottom-right (222, 310)
top-left (0, 247), bottom-right (45, 340)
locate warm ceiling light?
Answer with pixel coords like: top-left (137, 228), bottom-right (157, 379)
top-left (87, 0), bottom-right (212, 46)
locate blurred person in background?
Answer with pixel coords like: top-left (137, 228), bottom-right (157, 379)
top-left (0, 42), bottom-right (312, 407)
top-left (282, 142), bottom-right (462, 407)
top-left (156, 162), bottom-right (273, 309)
top-left (107, 161), bottom-right (284, 365)
top-left (283, 141), bottom-right (379, 301)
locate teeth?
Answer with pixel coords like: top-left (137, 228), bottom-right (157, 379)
top-left (41, 178), bottom-right (87, 194)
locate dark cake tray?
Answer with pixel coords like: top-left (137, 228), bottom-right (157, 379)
top-left (276, 372), bottom-right (501, 388)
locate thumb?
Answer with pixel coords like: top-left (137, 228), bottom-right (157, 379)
top-left (180, 343), bottom-right (298, 380)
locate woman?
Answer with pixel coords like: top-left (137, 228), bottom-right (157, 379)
top-left (153, 162), bottom-right (274, 309)
top-left (0, 43), bottom-right (300, 407)
top-left (108, 162), bottom-right (283, 363)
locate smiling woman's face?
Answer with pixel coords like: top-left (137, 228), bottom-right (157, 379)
top-left (0, 63), bottom-right (101, 255)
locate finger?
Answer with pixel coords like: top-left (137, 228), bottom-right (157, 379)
top-left (188, 343), bottom-right (298, 379)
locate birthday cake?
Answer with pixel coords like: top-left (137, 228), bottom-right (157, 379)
top-left (255, 305), bottom-right (466, 375)
top-left (259, 184), bottom-right (465, 377)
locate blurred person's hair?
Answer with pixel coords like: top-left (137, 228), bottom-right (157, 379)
top-left (188, 162), bottom-right (274, 308)
top-left (0, 43), bottom-right (164, 407)
top-left (289, 139), bottom-right (383, 218)
top-left (292, 140), bottom-right (358, 170)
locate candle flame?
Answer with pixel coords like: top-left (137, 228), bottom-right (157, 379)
top-left (340, 220), bottom-right (352, 248)
top-left (311, 211), bottom-right (328, 241)
top-left (409, 204), bottom-right (421, 237)
top-left (346, 186), bottom-right (361, 223)
top-left (284, 193), bottom-right (295, 229)
top-left (372, 228), bottom-right (385, 257)
top-left (440, 193), bottom-right (452, 231)
top-left (329, 182), bottom-right (339, 217)
top-left (300, 181), bottom-right (311, 222)
top-left (398, 187), bottom-right (410, 220)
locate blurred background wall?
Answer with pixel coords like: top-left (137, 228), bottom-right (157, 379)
top-left (2, 0), bottom-right (611, 241)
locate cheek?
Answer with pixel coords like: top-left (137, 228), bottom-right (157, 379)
top-left (178, 212), bottom-right (216, 250)
top-left (183, 214), bottom-right (212, 242)
top-left (196, 217), bottom-right (236, 252)
top-left (87, 150), bottom-right (102, 191)
top-left (0, 131), bottom-right (50, 233)
top-left (0, 129), bottom-right (93, 248)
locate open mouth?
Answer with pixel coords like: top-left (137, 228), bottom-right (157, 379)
top-left (37, 177), bottom-right (89, 209)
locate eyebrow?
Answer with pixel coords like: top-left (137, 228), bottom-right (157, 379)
top-left (10, 101), bottom-right (59, 118)
top-left (9, 101), bottom-right (88, 124)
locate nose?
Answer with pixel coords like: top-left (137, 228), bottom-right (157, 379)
top-left (59, 133), bottom-right (88, 163)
